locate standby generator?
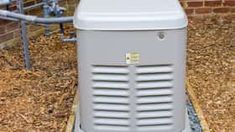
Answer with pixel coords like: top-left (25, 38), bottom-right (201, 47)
top-left (74, 0), bottom-right (191, 131)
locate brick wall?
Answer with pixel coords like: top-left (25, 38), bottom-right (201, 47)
top-left (0, 0), bottom-right (43, 48)
top-left (180, 0), bottom-right (235, 16)
top-left (0, 0), bottom-right (234, 48)
top-left (0, 0), bottom-right (77, 48)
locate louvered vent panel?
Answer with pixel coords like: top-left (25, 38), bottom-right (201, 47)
top-left (92, 65), bottom-right (130, 131)
top-left (136, 64), bottom-right (174, 131)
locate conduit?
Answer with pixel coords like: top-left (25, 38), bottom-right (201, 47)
top-left (0, 10), bottom-right (73, 24)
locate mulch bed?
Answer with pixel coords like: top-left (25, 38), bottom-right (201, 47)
top-left (0, 27), bottom-right (77, 131)
top-left (187, 15), bottom-right (234, 132)
top-left (0, 15), bottom-right (234, 132)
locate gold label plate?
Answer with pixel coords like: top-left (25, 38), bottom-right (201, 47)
top-left (126, 52), bottom-right (140, 64)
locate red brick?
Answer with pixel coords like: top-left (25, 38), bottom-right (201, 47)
top-left (9, 3), bottom-right (17, 11)
top-left (185, 9), bottom-right (195, 15)
top-left (0, 32), bottom-right (14, 42)
top-left (195, 8), bottom-right (212, 14)
top-left (187, 1), bottom-right (204, 7)
top-left (223, 0), bottom-right (235, 6)
top-left (24, 0), bottom-right (35, 7)
top-left (231, 8), bottom-right (235, 13)
top-left (213, 7), bottom-right (230, 13)
top-left (0, 26), bottom-right (5, 35)
top-left (205, 0), bottom-right (222, 7)
top-left (6, 22), bottom-right (19, 32)
top-left (0, 20), bottom-right (11, 26)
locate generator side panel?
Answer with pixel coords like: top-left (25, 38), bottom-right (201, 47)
top-left (77, 29), bottom-right (187, 132)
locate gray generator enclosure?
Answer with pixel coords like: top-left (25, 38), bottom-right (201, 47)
top-left (74, 0), bottom-right (189, 132)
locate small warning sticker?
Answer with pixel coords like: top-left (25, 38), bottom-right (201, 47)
top-left (126, 52), bottom-right (140, 64)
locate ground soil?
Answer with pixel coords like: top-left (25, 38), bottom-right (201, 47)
top-left (187, 15), bottom-right (235, 132)
top-left (0, 15), bottom-right (234, 132)
top-left (0, 27), bottom-right (77, 132)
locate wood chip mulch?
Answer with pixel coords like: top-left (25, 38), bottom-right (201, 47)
top-left (0, 27), bottom-right (77, 132)
top-left (187, 15), bottom-right (235, 132)
top-left (0, 15), bottom-right (234, 132)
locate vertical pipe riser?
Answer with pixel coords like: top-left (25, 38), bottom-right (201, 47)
top-left (16, 0), bottom-right (31, 70)
top-left (43, 0), bottom-right (50, 36)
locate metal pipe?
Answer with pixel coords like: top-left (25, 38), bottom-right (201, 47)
top-left (0, 0), bottom-right (11, 5)
top-left (62, 38), bottom-right (78, 43)
top-left (42, 0), bottom-right (50, 35)
top-left (0, 10), bottom-right (73, 24)
top-left (60, 31), bottom-right (78, 43)
top-left (35, 16), bottom-right (73, 24)
top-left (0, 15), bottom-right (18, 21)
top-left (16, 0), bottom-right (31, 70)
top-left (0, 16), bottom-right (53, 27)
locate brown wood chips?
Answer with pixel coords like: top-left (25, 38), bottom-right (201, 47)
top-left (0, 15), bottom-right (234, 132)
top-left (0, 26), bottom-right (77, 132)
top-left (187, 15), bottom-right (235, 132)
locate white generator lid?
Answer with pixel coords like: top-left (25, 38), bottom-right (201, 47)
top-left (74, 0), bottom-right (188, 30)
